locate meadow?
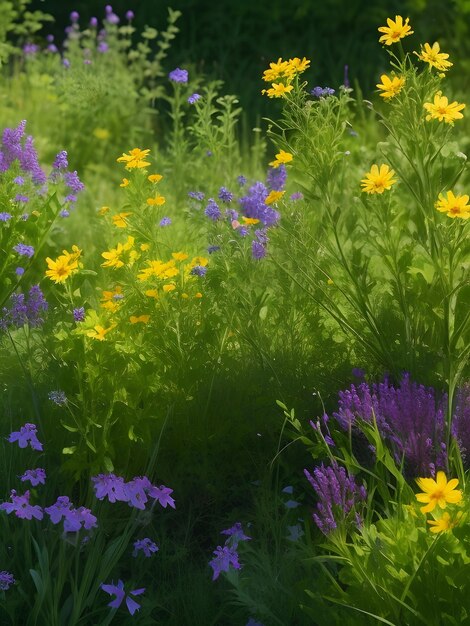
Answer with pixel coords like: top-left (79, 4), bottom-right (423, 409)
top-left (0, 4), bottom-right (470, 625)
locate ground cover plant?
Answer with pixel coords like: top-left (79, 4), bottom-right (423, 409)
top-left (0, 4), bottom-right (469, 625)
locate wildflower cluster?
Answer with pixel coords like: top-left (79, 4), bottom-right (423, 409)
top-left (261, 57), bottom-right (310, 98)
top-left (209, 522), bottom-right (251, 580)
top-left (415, 471), bottom-right (463, 533)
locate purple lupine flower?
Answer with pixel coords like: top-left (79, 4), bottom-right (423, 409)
top-left (7, 423), bottom-right (43, 451)
top-left (101, 580), bottom-right (145, 616)
top-left (0, 571), bottom-right (15, 591)
top-left (133, 538), bottom-right (159, 557)
top-left (48, 390), bottom-right (67, 406)
top-left (63, 58), bottom-right (71, 68)
top-left (251, 240), bottom-right (266, 260)
top-left (266, 164), bottom-right (287, 191)
top-left (0, 212), bottom-right (12, 221)
top-left (0, 490), bottom-right (43, 520)
top-left (238, 226), bottom-right (249, 237)
top-left (1, 120), bottom-right (26, 170)
top-left (188, 191), bottom-right (205, 201)
top-left (209, 545), bottom-right (241, 580)
top-left (254, 228), bottom-right (269, 245)
top-left (147, 484), bottom-right (176, 508)
top-left (73, 307), bottom-right (85, 322)
top-left (168, 68), bottom-right (188, 83)
top-left (159, 217), bottom-right (171, 227)
top-left (64, 171), bottom-right (84, 194)
top-left (19, 135), bottom-right (47, 184)
top-left (91, 473), bottom-right (128, 503)
top-left (237, 175), bottom-right (247, 186)
top-left (225, 208), bottom-right (238, 221)
top-left (90, 17), bottom-right (98, 28)
top-left (26, 285), bottom-right (48, 327)
top-left (204, 199), bottom-right (221, 221)
top-left (126, 10), bottom-right (135, 21)
top-left (207, 245), bottom-right (220, 254)
top-left (218, 187), bottom-right (233, 203)
top-left (344, 65), bottom-right (350, 88)
top-left (14, 243), bottom-right (34, 258)
top-left (239, 181), bottom-right (280, 227)
top-left (20, 468), bottom-right (46, 486)
top-left (14, 194), bottom-right (28, 203)
top-left (304, 462), bottom-right (366, 535)
top-left (53, 150), bottom-right (68, 170)
top-left (220, 522), bottom-right (251, 546)
top-left (190, 265), bottom-right (207, 277)
top-left (13, 176), bottom-right (24, 185)
top-left (188, 93), bottom-right (201, 104)
top-left (47, 44), bottom-right (58, 53)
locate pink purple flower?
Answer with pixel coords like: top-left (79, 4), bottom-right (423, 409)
top-left (7, 423), bottom-right (43, 451)
top-left (73, 307), bottom-right (85, 322)
top-left (20, 468), bottom-right (46, 486)
top-left (0, 571), bottom-right (15, 591)
top-left (14, 243), bottom-right (34, 258)
top-left (168, 68), bottom-right (188, 83)
top-left (0, 490), bottom-right (43, 520)
top-left (133, 537), bottom-right (159, 557)
top-left (204, 199), bottom-right (221, 221)
top-left (188, 93), bottom-right (201, 104)
top-left (101, 580), bottom-right (145, 615)
top-left (209, 545), bottom-right (241, 580)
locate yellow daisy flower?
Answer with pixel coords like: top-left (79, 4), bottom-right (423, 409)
top-left (265, 190), bottom-right (285, 205)
top-left (146, 195), bottom-right (166, 206)
top-left (148, 174), bottom-right (163, 183)
top-left (45, 254), bottom-right (78, 284)
top-left (116, 148), bottom-right (151, 169)
top-left (129, 315), bottom-right (150, 324)
top-left (242, 217), bottom-right (260, 225)
top-left (261, 83), bottom-right (294, 98)
top-left (269, 149), bottom-right (293, 168)
top-left (415, 42), bottom-right (452, 72)
top-left (415, 471), bottom-right (462, 514)
top-left (101, 237), bottom-right (135, 269)
top-left (376, 74), bottom-right (405, 99)
top-left (112, 212), bottom-right (133, 228)
top-left (427, 511), bottom-right (463, 534)
top-left (162, 284), bottom-right (176, 293)
top-left (86, 323), bottom-right (116, 341)
top-left (262, 58), bottom-right (290, 82)
top-left (378, 15), bottom-right (413, 46)
top-left (120, 178), bottom-right (130, 188)
top-left (424, 92), bottom-right (465, 123)
top-left (284, 57), bottom-right (311, 79)
top-left (435, 191), bottom-right (470, 219)
top-left (360, 164), bottom-right (397, 194)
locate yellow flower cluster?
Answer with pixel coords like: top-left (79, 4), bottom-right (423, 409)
top-left (116, 148), bottom-right (151, 170)
top-left (435, 191), bottom-right (470, 219)
top-left (360, 164), bottom-right (397, 194)
top-left (101, 236), bottom-right (138, 269)
top-left (415, 471), bottom-right (463, 533)
top-left (423, 92), bottom-right (465, 124)
top-left (45, 245), bottom-right (81, 284)
top-left (136, 252), bottom-right (208, 298)
top-left (261, 57), bottom-right (310, 98)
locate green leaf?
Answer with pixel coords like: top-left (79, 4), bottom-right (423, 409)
top-left (62, 446), bottom-right (77, 455)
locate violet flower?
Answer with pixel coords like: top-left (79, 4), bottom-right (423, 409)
top-left (0, 490), bottom-right (43, 520)
top-left (101, 580), bottom-right (145, 615)
top-left (7, 423), bottom-right (43, 451)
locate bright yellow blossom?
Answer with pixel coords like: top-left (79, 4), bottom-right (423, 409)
top-left (361, 164), bottom-right (397, 194)
top-left (116, 148), bottom-right (151, 169)
top-left (427, 511), bottom-right (463, 534)
top-left (137, 259), bottom-right (178, 281)
top-left (284, 57), bottom-right (311, 79)
top-left (148, 174), bottom-right (163, 183)
top-left (262, 58), bottom-right (290, 82)
top-left (112, 212), bottom-right (133, 228)
top-left (194, 292), bottom-right (203, 299)
top-left (376, 74), bottom-right (405, 99)
top-left (261, 83), bottom-right (294, 98)
top-left (265, 190), bottom-right (285, 205)
top-left (130, 315), bottom-right (150, 324)
top-left (101, 236), bottom-right (135, 269)
top-left (435, 190), bottom-right (470, 219)
top-left (189, 256), bottom-right (208, 267)
top-left (99, 206), bottom-right (110, 216)
top-left (378, 15), bottom-right (413, 46)
top-left (120, 178), bottom-right (130, 188)
top-left (146, 195), bottom-right (166, 206)
top-left (269, 149), bottom-right (293, 168)
top-left (86, 323), bottom-right (116, 341)
top-left (45, 253), bottom-right (79, 284)
top-left (172, 252), bottom-right (189, 261)
top-left (162, 284), bottom-right (176, 293)
top-left (415, 42), bottom-right (452, 72)
top-left (101, 287), bottom-right (124, 312)
top-left (424, 92), bottom-right (465, 123)
top-left (242, 217), bottom-right (260, 225)
top-left (415, 471), bottom-right (462, 514)
top-left (145, 289), bottom-right (159, 298)
top-left (93, 128), bottom-right (110, 140)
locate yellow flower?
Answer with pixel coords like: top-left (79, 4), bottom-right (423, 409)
top-left (261, 83), bottom-right (294, 98)
top-left (146, 195), bottom-right (166, 206)
top-left (148, 174), bottom-right (163, 183)
top-left (427, 511), bottom-right (463, 534)
top-left (189, 256), bottom-right (208, 267)
top-left (137, 259), bottom-right (178, 281)
top-left (424, 92), bottom-right (465, 123)
top-left (101, 236), bottom-right (135, 269)
top-left (269, 149), bottom-right (293, 168)
top-left (162, 284), bottom-right (176, 292)
top-left (415, 42), bottom-right (452, 72)
top-left (376, 74), bottom-right (405, 99)
top-left (262, 58), bottom-right (290, 82)
top-left (181, 293), bottom-right (189, 299)
top-left (172, 252), bottom-right (189, 261)
top-left (93, 128), bottom-right (110, 140)
top-left (378, 15), bottom-right (413, 46)
top-left (145, 289), bottom-right (159, 298)
top-left (415, 471), bottom-right (462, 514)
top-left (86, 323), bottom-right (116, 341)
top-left (327, 278), bottom-right (334, 285)
top-left (242, 217), bottom-right (260, 225)
top-left (62, 245), bottom-right (82, 262)
top-left (101, 287), bottom-right (124, 312)
top-left (194, 292), bottom-right (203, 298)
top-left (140, 243), bottom-right (150, 251)
top-left (120, 178), bottom-right (130, 188)
top-left (116, 148), bottom-right (151, 169)
top-left (284, 57), bottom-right (311, 79)
top-left (435, 190), bottom-right (470, 219)
top-left (99, 206), bottom-right (110, 216)
top-left (360, 164), bottom-right (397, 194)
top-left (265, 190), bottom-right (285, 205)
top-left (112, 212), bottom-right (133, 228)
top-left (130, 315), bottom-right (150, 324)
top-left (45, 254), bottom-right (79, 284)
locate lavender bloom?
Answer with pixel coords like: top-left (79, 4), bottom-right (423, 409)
top-left (64, 170), bottom-right (85, 194)
top-left (14, 243), bottom-right (34, 258)
top-left (266, 164), bottom-right (287, 191)
top-left (207, 245), bottom-right (220, 254)
top-left (45, 496), bottom-right (71, 524)
top-left (20, 468), bottom-right (46, 486)
top-left (209, 545), bottom-right (241, 580)
top-left (19, 135), bottom-right (46, 184)
top-left (188, 93), bottom-right (201, 104)
top-left (168, 68), bottom-right (188, 83)
top-left (237, 175), bottom-right (247, 186)
top-left (23, 43), bottom-right (39, 55)
top-left (352, 367), bottom-right (366, 379)
top-left (225, 208), bottom-right (238, 221)
top-left (47, 44), bottom-right (58, 53)
top-left (238, 226), bottom-right (249, 237)
top-left (190, 265), bottom-right (207, 277)
top-left (331, 374), bottom-right (448, 477)
top-left (0, 490), bottom-right (43, 520)
top-left (101, 580), bottom-right (145, 616)
top-left (92, 473), bottom-right (128, 503)
top-left (124, 476), bottom-right (151, 510)
top-left (205, 199), bottom-right (221, 221)
top-left (133, 538), bottom-right (159, 557)
top-left (304, 462), bottom-right (366, 535)
top-left (13, 176), bottom-right (24, 185)
top-left (98, 42), bottom-right (109, 53)
top-left (26, 285), bottom-right (48, 327)
top-left (53, 150), bottom-right (68, 170)
top-left (251, 240), bottom-right (266, 260)
top-left (147, 484), bottom-right (176, 509)
top-left (311, 86), bottom-right (335, 98)
top-left (63, 58), bottom-right (70, 68)
top-left (220, 522), bottom-right (250, 547)
top-left (60, 210), bottom-right (70, 218)
top-left (126, 10), bottom-right (135, 21)
top-left (344, 64), bottom-right (350, 88)
top-left (7, 423), bottom-right (43, 451)
top-left (452, 385), bottom-right (470, 468)
top-left (0, 571), bottom-right (15, 591)
top-left (15, 267), bottom-right (25, 276)
top-left (73, 307), bottom-right (85, 322)
top-left (218, 187), bottom-right (233, 203)
top-left (239, 181), bottom-right (280, 227)
top-left (188, 191), bottom-right (205, 201)
top-left (49, 390), bottom-right (67, 406)
top-left (70, 11), bottom-right (79, 22)
top-left (159, 217), bottom-right (171, 227)
top-left (63, 506), bottom-right (97, 532)
top-left (90, 17), bottom-right (98, 28)
top-left (14, 194), bottom-right (28, 203)
top-left (0, 212), bottom-right (12, 221)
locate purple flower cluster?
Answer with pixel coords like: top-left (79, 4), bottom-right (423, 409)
top-left (45, 496), bottom-right (97, 532)
top-left (188, 190), bottom-right (205, 201)
top-left (0, 571), bottom-right (15, 591)
top-left (13, 243), bottom-right (34, 258)
top-left (91, 473), bottom-right (175, 511)
top-left (311, 86), bottom-right (335, 98)
top-left (0, 121), bottom-right (46, 184)
top-left (101, 580), bottom-right (145, 616)
top-left (218, 187), bottom-right (233, 203)
top-left (159, 216), bottom-right (171, 227)
top-left (188, 93), bottom-right (201, 104)
top-left (204, 199), bottom-right (221, 221)
top-left (7, 423), bottom-right (43, 451)
top-left (64, 170), bottom-right (85, 194)
top-left (190, 265), bottom-right (207, 277)
top-left (304, 462), bottom-right (367, 535)
top-left (73, 307), bottom-right (85, 322)
top-left (239, 181), bottom-right (280, 227)
top-left (133, 537), bottom-right (159, 558)
top-left (53, 150), bottom-right (68, 170)
top-left (330, 373), bottom-right (448, 477)
top-left (0, 490), bottom-right (43, 520)
top-left (20, 468), bottom-right (46, 486)
top-left (169, 68), bottom-right (188, 83)
top-left (266, 164), bottom-right (287, 191)
top-left (452, 385), bottom-right (470, 468)
top-left (0, 285), bottom-right (48, 330)
top-left (209, 522), bottom-right (250, 580)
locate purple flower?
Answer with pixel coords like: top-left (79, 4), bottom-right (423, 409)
top-left (188, 93), bottom-right (201, 104)
top-left (48, 390), bottom-right (67, 406)
top-left (290, 192), bottom-right (303, 201)
top-left (53, 150), bottom-right (68, 170)
top-left (218, 187), bottom-right (233, 203)
top-left (237, 175), bottom-right (247, 186)
top-left (44, 496), bottom-right (71, 524)
top-left (14, 194), bottom-right (28, 203)
top-left (90, 17), bottom-right (98, 28)
top-left (225, 208), bottom-right (238, 221)
top-left (207, 245), bottom-right (220, 254)
top-left (188, 191), bottom-right (205, 201)
top-left (452, 385), bottom-right (470, 468)
top-left (124, 476), bottom-right (151, 510)
top-left (23, 43), bottom-right (39, 55)
top-left (0, 571), bottom-right (15, 591)
top-left (147, 484), bottom-right (176, 508)
top-left (91, 473), bottom-right (128, 503)
top-left (13, 176), bottom-right (24, 185)
top-left (14, 243), bottom-right (34, 258)
top-left (238, 226), bottom-right (249, 237)
top-left (126, 10), bottom-right (135, 21)
top-left (239, 181), bottom-right (280, 227)
top-left (133, 538), bottom-right (159, 557)
top-left (73, 307), bottom-right (85, 322)
top-left (20, 468), bottom-right (46, 486)
top-left (266, 164), bottom-right (287, 191)
top-left (15, 267), bottom-right (25, 276)
top-left (190, 265), bottom-right (207, 277)
top-left (251, 240), bottom-right (266, 260)
top-left (44, 496), bottom-right (97, 532)
top-left (220, 522), bottom-right (250, 547)
top-left (204, 199), bottom-right (221, 221)
top-left (70, 11), bottom-right (79, 23)
top-left (19, 135), bottom-right (46, 184)
top-left (0, 212), bottom-right (12, 221)
top-left (101, 580), bottom-right (145, 615)
top-left (0, 490), bottom-right (43, 520)
top-left (209, 545), bottom-right (241, 580)
top-left (311, 86), bottom-right (335, 98)
top-left (98, 42), bottom-right (109, 53)
top-left (64, 170), bottom-right (84, 194)
top-left (63, 58), bottom-right (70, 68)
top-left (344, 64), bottom-right (350, 88)
top-left (168, 68), bottom-right (188, 83)
top-left (7, 423), bottom-right (43, 451)
top-left (159, 217), bottom-right (171, 227)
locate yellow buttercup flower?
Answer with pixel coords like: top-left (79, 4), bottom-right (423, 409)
top-left (101, 287), bottom-right (124, 312)
top-left (140, 243), bottom-right (150, 252)
top-left (262, 58), bottom-right (290, 82)
top-left (376, 74), bottom-right (405, 99)
top-left (424, 92), bottom-right (465, 123)
top-left (415, 42), bottom-right (452, 72)
top-left (101, 236), bottom-right (135, 269)
top-left (146, 195), bottom-right (166, 206)
top-left (86, 323), bottom-right (116, 341)
top-left (284, 57), bottom-right (311, 79)
top-left (148, 174), bottom-right (163, 183)
top-left (265, 190), bottom-right (285, 205)
top-left (427, 511), bottom-right (463, 534)
top-left (172, 252), bottom-right (189, 261)
top-left (269, 149), bottom-right (293, 168)
top-left (116, 148), bottom-right (151, 169)
top-left (137, 259), bottom-right (178, 281)
top-left (261, 83), bottom-right (294, 98)
top-left (361, 164), bottom-right (397, 194)
top-left (189, 256), bottom-right (208, 267)
top-left (45, 254), bottom-right (79, 284)
top-left (99, 206), bottom-right (110, 216)
top-left (194, 292), bottom-right (203, 299)
top-left (112, 212), bottom-right (133, 228)
top-left (120, 178), bottom-right (130, 188)
top-left (378, 15), bottom-right (413, 46)
top-left (130, 315), bottom-right (150, 324)
top-left (415, 471), bottom-right (462, 514)
top-left (162, 284), bottom-right (176, 292)
top-left (145, 289), bottom-right (159, 298)
top-left (435, 191), bottom-right (470, 219)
